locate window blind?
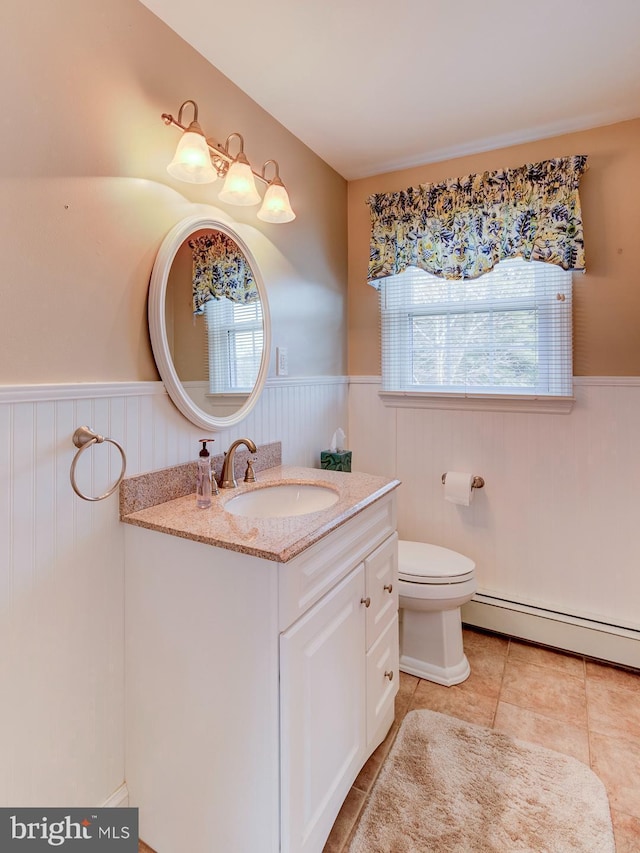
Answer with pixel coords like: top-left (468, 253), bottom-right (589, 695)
top-left (204, 298), bottom-right (263, 394)
top-left (379, 258), bottom-right (573, 397)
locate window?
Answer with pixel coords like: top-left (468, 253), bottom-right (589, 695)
top-left (380, 257), bottom-right (573, 402)
top-left (204, 298), bottom-right (263, 394)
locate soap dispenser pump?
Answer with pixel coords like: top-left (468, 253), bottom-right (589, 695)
top-left (196, 439), bottom-right (217, 508)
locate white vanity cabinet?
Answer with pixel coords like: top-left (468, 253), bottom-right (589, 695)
top-left (364, 535), bottom-right (400, 751)
top-left (280, 566), bottom-right (366, 853)
top-left (279, 531), bottom-right (399, 853)
top-left (124, 491), bottom-right (398, 853)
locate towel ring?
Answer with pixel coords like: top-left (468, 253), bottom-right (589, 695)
top-left (70, 426), bottom-right (127, 502)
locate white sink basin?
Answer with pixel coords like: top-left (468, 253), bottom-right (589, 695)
top-left (224, 483), bottom-right (339, 518)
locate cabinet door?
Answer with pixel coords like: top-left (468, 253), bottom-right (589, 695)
top-left (366, 613), bottom-right (399, 750)
top-left (280, 566), bottom-right (366, 853)
top-left (365, 532), bottom-right (398, 650)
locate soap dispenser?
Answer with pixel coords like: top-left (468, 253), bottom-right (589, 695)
top-left (196, 439), bottom-right (217, 508)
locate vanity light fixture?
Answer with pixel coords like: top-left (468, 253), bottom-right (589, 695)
top-left (258, 160), bottom-right (296, 223)
top-left (166, 101), bottom-right (217, 184)
top-left (162, 99), bottom-right (296, 223)
top-left (217, 133), bottom-right (262, 206)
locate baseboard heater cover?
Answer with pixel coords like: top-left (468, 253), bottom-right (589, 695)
top-left (462, 593), bottom-right (640, 670)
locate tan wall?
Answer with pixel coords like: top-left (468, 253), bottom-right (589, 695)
top-left (0, 0), bottom-right (347, 384)
top-left (166, 235), bottom-right (207, 382)
top-left (348, 119), bottom-right (640, 377)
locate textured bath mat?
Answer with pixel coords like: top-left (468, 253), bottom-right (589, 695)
top-left (349, 709), bottom-right (614, 853)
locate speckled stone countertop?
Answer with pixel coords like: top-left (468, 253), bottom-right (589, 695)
top-left (119, 441), bottom-right (283, 516)
top-left (120, 464), bottom-right (400, 563)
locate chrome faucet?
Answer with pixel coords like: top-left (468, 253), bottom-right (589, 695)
top-left (219, 438), bottom-right (258, 489)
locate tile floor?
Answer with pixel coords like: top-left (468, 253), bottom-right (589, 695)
top-left (322, 627), bottom-right (640, 853)
top-left (138, 627), bottom-right (640, 852)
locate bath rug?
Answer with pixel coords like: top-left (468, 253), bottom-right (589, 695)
top-left (349, 709), bottom-right (614, 853)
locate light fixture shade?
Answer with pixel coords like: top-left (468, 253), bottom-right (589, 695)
top-left (218, 160), bottom-right (261, 206)
top-left (167, 127), bottom-right (217, 184)
top-left (257, 182), bottom-right (296, 223)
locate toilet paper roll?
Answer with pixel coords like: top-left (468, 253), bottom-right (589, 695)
top-left (444, 472), bottom-right (474, 506)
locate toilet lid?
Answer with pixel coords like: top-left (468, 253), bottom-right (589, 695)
top-left (398, 540), bottom-right (475, 584)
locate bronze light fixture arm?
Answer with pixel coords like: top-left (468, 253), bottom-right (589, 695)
top-left (162, 105), bottom-right (279, 187)
top-left (261, 158), bottom-right (285, 187)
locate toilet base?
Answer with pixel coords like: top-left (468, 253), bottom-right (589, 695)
top-left (399, 605), bottom-right (471, 686)
top-left (399, 651), bottom-right (471, 686)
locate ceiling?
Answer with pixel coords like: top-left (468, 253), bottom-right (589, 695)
top-left (140, 0), bottom-right (640, 180)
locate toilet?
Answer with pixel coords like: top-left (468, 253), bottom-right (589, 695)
top-left (398, 540), bottom-right (476, 686)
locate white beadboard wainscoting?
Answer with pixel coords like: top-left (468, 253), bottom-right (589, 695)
top-left (0, 377), bottom-right (347, 808)
top-left (348, 376), bottom-right (640, 668)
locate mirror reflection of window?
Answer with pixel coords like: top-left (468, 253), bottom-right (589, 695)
top-left (204, 297), bottom-right (264, 394)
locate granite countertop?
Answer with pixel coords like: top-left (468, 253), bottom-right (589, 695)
top-left (120, 465), bottom-right (400, 563)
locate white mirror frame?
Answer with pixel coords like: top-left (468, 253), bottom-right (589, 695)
top-left (149, 215), bottom-right (271, 430)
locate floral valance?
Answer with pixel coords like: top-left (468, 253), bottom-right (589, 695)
top-left (189, 231), bottom-right (258, 314)
top-left (367, 155), bottom-right (588, 287)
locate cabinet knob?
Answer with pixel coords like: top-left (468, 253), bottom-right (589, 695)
top-left (384, 670), bottom-right (394, 681)
top-left (360, 596), bottom-right (371, 608)
top-left (383, 583), bottom-right (393, 593)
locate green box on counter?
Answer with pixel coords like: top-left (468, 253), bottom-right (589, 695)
top-left (320, 450), bottom-right (352, 472)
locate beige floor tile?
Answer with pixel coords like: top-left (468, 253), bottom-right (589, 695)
top-left (493, 701), bottom-right (590, 764)
top-left (586, 659), bottom-right (640, 694)
top-left (395, 670), bottom-right (419, 717)
top-left (462, 627), bottom-right (509, 657)
top-left (587, 677), bottom-right (640, 740)
top-left (322, 786), bottom-right (366, 853)
top-left (590, 731), bottom-right (640, 818)
top-left (508, 639), bottom-right (585, 678)
top-left (610, 809), bottom-right (640, 853)
top-left (410, 679), bottom-right (497, 728)
top-left (463, 643), bottom-right (507, 699)
top-left (500, 657), bottom-right (588, 727)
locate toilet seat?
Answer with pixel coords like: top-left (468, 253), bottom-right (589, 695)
top-left (398, 541), bottom-right (475, 585)
top-left (398, 539), bottom-right (476, 685)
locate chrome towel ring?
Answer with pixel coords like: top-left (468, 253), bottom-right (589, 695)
top-left (70, 425), bottom-right (127, 502)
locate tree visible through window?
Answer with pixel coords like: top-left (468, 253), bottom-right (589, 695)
top-left (380, 258), bottom-right (573, 397)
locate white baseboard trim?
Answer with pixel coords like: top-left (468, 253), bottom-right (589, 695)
top-left (265, 375), bottom-right (348, 388)
top-left (101, 783), bottom-right (129, 808)
top-left (1, 375), bottom-right (635, 404)
top-left (462, 595), bottom-right (640, 669)
top-left (0, 376), bottom-right (351, 403)
top-left (348, 376), bottom-right (382, 385)
top-left (0, 381), bottom-right (167, 403)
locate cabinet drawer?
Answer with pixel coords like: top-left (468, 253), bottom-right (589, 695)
top-left (278, 494), bottom-right (396, 631)
top-left (365, 533), bottom-right (398, 650)
top-left (366, 613), bottom-right (399, 748)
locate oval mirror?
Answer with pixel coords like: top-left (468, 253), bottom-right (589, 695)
top-left (149, 215), bottom-right (271, 430)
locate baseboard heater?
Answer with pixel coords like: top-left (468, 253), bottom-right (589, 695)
top-left (462, 592), bottom-right (640, 670)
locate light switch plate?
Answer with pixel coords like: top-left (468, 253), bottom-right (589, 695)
top-left (276, 347), bottom-right (289, 376)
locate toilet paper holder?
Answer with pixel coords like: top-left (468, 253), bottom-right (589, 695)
top-left (441, 473), bottom-right (485, 489)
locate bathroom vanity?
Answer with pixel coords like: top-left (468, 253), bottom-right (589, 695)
top-left (121, 464), bottom-right (400, 853)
